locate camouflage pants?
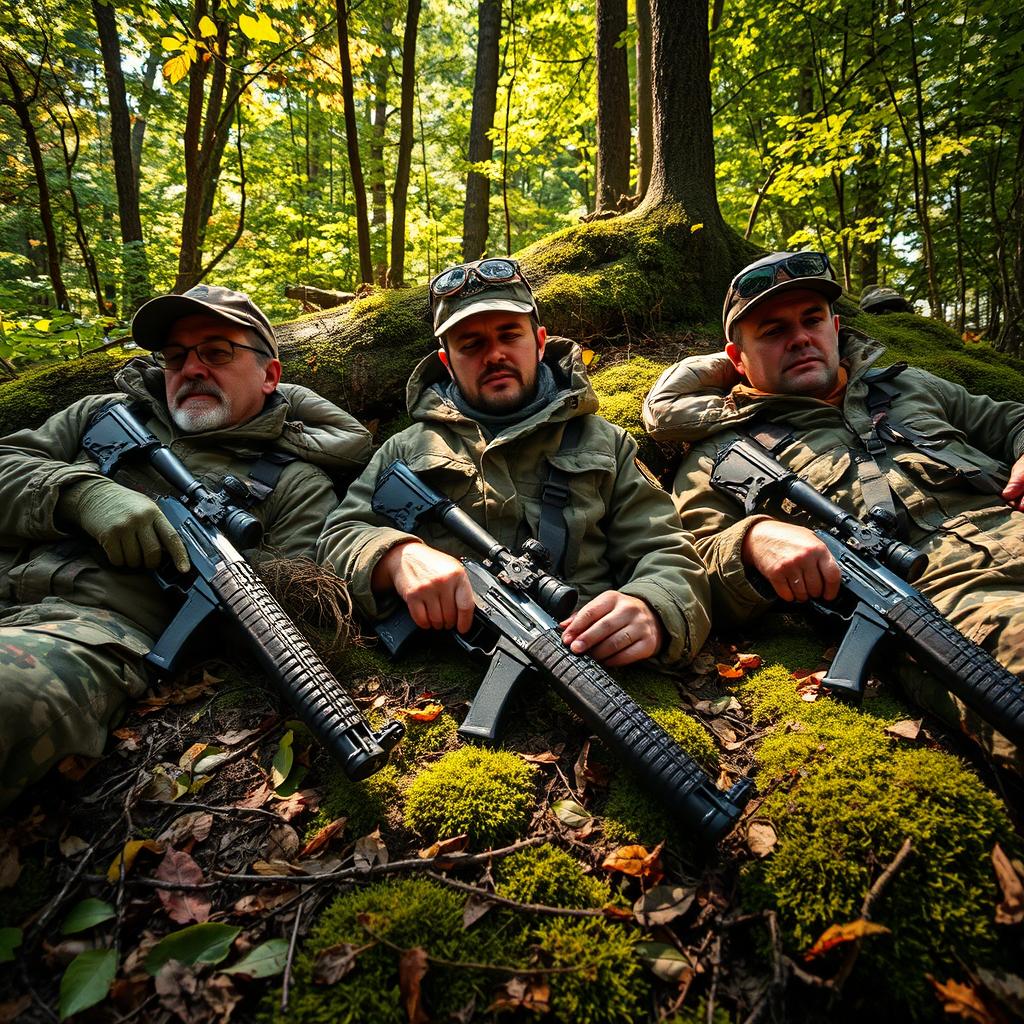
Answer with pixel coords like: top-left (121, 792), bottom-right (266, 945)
top-left (905, 505), bottom-right (1024, 769)
top-left (0, 598), bottom-right (153, 808)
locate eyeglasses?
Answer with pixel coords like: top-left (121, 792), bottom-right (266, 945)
top-left (429, 258), bottom-right (530, 308)
top-left (153, 339), bottom-right (269, 371)
top-left (731, 252), bottom-right (833, 299)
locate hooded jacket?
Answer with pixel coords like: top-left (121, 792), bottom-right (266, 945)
top-left (643, 329), bottom-right (1024, 624)
top-left (318, 338), bottom-right (711, 664)
top-left (0, 358), bottom-right (373, 638)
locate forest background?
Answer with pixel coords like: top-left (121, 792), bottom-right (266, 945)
top-left (2, 0), bottom-right (1023, 370)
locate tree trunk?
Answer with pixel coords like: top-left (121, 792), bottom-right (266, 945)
top-left (131, 45), bottom-right (161, 186)
top-left (595, 0), bottom-right (631, 212)
top-left (634, 0), bottom-right (653, 201)
top-left (336, 0), bottom-right (374, 285)
top-left (462, 0), bottom-right (501, 261)
top-left (92, 0), bottom-right (151, 313)
top-left (0, 62), bottom-right (70, 310)
top-left (390, 0), bottom-right (421, 287)
top-left (370, 17), bottom-right (392, 285)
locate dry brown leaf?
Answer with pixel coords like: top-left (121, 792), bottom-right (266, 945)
top-left (884, 719), bottom-right (922, 742)
top-left (489, 977), bottom-right (551, 1014)
top-left (154, 960), bottom-right (200, 1022)
top-left (993, 843), bottom-right (1024, 925)
top-left (399, 702), bottom-right (444, 722)
top-left (633, 884), bottom-right (696, 927)
top-left (747, 820), bottom-right (778, 858)
top-left (155, 848), bottom-right (210, 924)
top-left (236, 781), bottom-right (274, 809)
top-left (735, 652), bottom-right (762, 670)
top-left (299, 817), bottom-right (347, 858)
top-left (107, 839), bottom-right (164, 883)
top-left (927, 976), bottom-right (1004, 1024)
top-left (601, 841), bottom-right (665, 884)
top-left (418, 833), bottom-right (469, 864)
top-left (58, 834), bottom-right (89, 859)
top-left (354, 828), bottom-right (389, 871)
top-left (804, 918), bottom-right (891, 959)
top-left (251, 859), bottom-right (306, 876)
top-left (111, 726), bottom-right (142, 751)
top-left (202, 975), bottom-right (241, 1024)
top-left (158, 812), bottom-right (214, 847)
top-left (716, 663), bottom-right (743, 679)
top-left (399, 947), bottom-right (430, 1024)
top-left (462, 895), bottom-right (492, 929)
top-left (273, 788), bottom-right (320, 822)
top-left (139, 672), bottom-right (221, 711)
top-left (214, 727), bottom-right (261, 747)
top-left (56, 754), bottom-right (98, 781)
top-left (313, 942), bottom-right (365, 985)
top-left (707, 718), bottom-right (738, 745)
top-left (0, 994), bottom-right (31, 1022)
top-left (265, 825), bottom-right (300, 862)
top-left (233, 887), bottom-right (299, 916)
top-left (574, 738), bottom-right (609, 790)
top-left (519, 750), bottom-right (560, 764)
top-left (691, 652), bottom-right (716, 676)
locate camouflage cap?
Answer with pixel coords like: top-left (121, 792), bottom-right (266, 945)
top-left (131, 284), bottom-right (278, 357)
top-left (431, 260), bottom-right (538, 338)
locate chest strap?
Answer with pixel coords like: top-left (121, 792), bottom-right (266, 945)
top-left (537, 418), bottom-right (585, 575)
top-left (243, 449), bottom-right (298, 505)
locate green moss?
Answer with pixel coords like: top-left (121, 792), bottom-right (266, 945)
top-left (404, 746), bottom-right (537, 848)
top-left (394, 712), bottom-right (459, 765)
top-left (592, 355), bottom-right (668, 445)
top-left (496, 843), bottom-right (610, 909)
top-left (273, 878), bottom-right (522, 1024)
top-left (737, 658), bottom-right (1013, 1014)
top-left (308, 762), bottom-right (403, 840)
top-left (531, 917), bottom-right (648, 1024)
top-left (665, 999), bottom-right (732, 1024)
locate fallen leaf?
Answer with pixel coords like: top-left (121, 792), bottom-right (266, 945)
top-left (418, 833), bottom-right (469, 865)
top-left (993, 843), bottom-right (1024, 925)
top-left (885, 719), bottom-right (922, 742)
top-left (634, 941), bottom-right (693, 982)
top-left (222, 938), bottom-right (289, 978)
top-left (236, 781), bottom-right (274, 809)
top-left (805, 918), bottom-right (891, 960)
top-left (112, 727), bottom-right (142, 752)
top-left (551, 798), bottom-right (591, 829)
top-left (574, 738), bottom-right (609, 789)
top-left (399, 702), bottom-right (444, 722)
top-left (61, 898), bottom-right (115, 935)
top-left (59, 948), bottom-right (118, 1020)
top-left (155, 848), bottom-right (210, 924)
top-left (313, 942), bottom-right (365, 985)
top-left (602, 842), bottom-right (665, 885)
top-left (158, 812), bottom-right (214, 847)
top-left (107, 839), bottom-right (164, 883)
top-left (57, 754), bottom-right (99, 781)
top-left (233, 887), bottom-right (299, 916)
top-left (927, 976), bottom-right (1003, 1024)
top-left (736, 652), bottom-right (762, 670)
top-left (251, 859), bottom-right (305, 876)
top-left (59, 835), bottom-right (90, 858)
top-left (717, 663), bottom-right (743, 679)
top-left (462, 895), bottom-right (492, 929)
top-left (265, 825), bottom-right (300, 862)
top-left (145, 922), bottom-right (242, 975)
top-left (272, 788), bottom-right (320, 822)
top-left (747, 820), bottom-right (778, 858)
top-left (299, 818), bottom-right (347, 858)
top-left (633, 885), bottom-right (695, 927)
top-left (399, 947), bottom-right (429, 1024)
top-left (519, 750), bottom-right (560, 764)
top-left (202, 974), bottom-right (241, 1023)
top-left (271, 731), bottom-right (295, 791)
top-left (215, 727), bottom-right (261, 747)
top-left (489, 976), bottom-right (551, 1013)
top-left (139, 765), bottom-right (188, 803)
top-left (153, 960), bottom-right (199, 1022)
top-left (707, 718), bottom-right (737, 745)
top-left (0, 994), bottom-right (31, 1022)
top-left (354, 828), bottom-right (388, 871)
top-left (138, 672), bottom-right (221, 710)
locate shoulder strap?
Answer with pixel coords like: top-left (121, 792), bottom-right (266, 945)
top-left (241, 449), bottom-right (298, 505)
top-left (537, 418), bottom-right (584, 574)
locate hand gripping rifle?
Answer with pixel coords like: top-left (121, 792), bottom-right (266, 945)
top-left (710, 435), bottom-right (1024, 745)
top-left (371, 459), bottom-right (754, 845)
top-left (82, 401), bottom-right (403, 780)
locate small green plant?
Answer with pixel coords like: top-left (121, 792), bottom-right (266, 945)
top-left (496, 843), bottom-right (610, 909)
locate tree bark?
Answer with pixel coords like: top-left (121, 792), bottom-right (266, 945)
top-left (390, 0), bottom-right (421, 287)
top-left (336, 0), bottom-right (374, 284)
top-left (462, 0), bottom-right (501, 261)
top-left (0, 61), bottom-right (70, 310)
top-left (595, 0), bottom-right (630, 212)
top-left (634, 0), bottom-right (653, 201)
top-left (131, 45), bottom-right (161, 186)
top-left (92, 0), bottom-right (151, 312)
top-left (370, 17), bottom-right (392, 284)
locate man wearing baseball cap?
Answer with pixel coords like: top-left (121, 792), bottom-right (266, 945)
top-left (319, 257), bottom-right (711, 671)
top-left (642, 250), bottom-right (1024, 767)
top-left (0, 284), bottom-right (372, 806)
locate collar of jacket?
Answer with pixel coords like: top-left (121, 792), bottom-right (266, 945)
top-left (404, 337), bottom-right (600, 441)
top-left (113, 356), bottom-right (370, 471)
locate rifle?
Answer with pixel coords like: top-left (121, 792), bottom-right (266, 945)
top-left (82, 401), bottom-right (403, 781)
top-left (710, 435), bottom-right (1024, 745)
top-left (371, 459), bottom-right (753, 845)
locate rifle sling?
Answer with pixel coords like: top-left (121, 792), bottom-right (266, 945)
top-left (537, 418), bottom-right (584, 575)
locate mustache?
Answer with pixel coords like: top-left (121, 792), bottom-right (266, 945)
top-left (173, 381), bottom-right (224, 404)
top-left (479, 367), bottom-right (522, 385)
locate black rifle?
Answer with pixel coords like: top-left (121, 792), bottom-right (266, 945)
top-left (82, 401), bottom-right (403, 780)
top-left (710, 435), bottom-right (1024, 744)
top-left (371, 459), bottom-right (753, 845)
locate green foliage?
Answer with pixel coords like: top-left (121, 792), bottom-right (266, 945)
top-left (395, 712), bottom-right (459, 765)
top-left (496, 843), bottom-right (610, 909)
top-left (309, 763), bottom-right (403, 840)
top-left (273, 878), bottom-right (521, 1024)
top-left (530, 917), bottom-right (648, 1024)
top-left (592, 355), bottom-right (669, 447)
top-left (404, 746), bottom-right (537, 848)
top-left (737, 656), bottom-right (1013, 1013)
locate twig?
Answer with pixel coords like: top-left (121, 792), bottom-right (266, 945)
top-left (141, 799), bottom-right (284, 822)
top-left (706, 934), bottom-right (722, 1024)
top-left (423, 871), bottom-right (609, 918)
top-left (280, 900), bottom-right (304, 1012)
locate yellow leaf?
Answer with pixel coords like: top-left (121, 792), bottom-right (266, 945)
top-left (804, 918), bottom-right (890, 960)
top-left (163, 53), bottom-right (191, 86)
top-left (106, 839), bottom-right (164, 883)
top-left (581, 348), bottom-right (595, 365)
top-left (690, 222), bottom-right (704, 233)
top-left (399, 702), bottom-right (444, 722)
top-left (601, 841), bottom-right (665, 884)
top-left (33, 319), bottom-right (51, 332)
top-left (161, 34), bottom-right (185, 51)
top-left (717, 662), bottom-right (744, 679)
top-left (197, 15), bottom-right (217, 37)
top-left (238, 11), bottom-right (280, 43)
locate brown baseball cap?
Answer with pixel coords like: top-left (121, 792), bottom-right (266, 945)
top-left (722, 251), bottom-right (842, 338)
top-left (131, 284), bottom-right (278, 358)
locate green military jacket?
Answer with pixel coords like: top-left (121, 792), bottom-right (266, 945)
top-left (318, 339), bottom-right (711, 665)
top-left (0, 358), bottom-right (373, 639)
top-left (643, 330), bottom-right (1024, 624)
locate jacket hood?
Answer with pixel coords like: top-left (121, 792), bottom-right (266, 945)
top-left (114, 357), bottom-right (371, 471)
top-left (643, 328), bottom-right (885, 444)
top-left (405, 336), bottom-right (599, 435)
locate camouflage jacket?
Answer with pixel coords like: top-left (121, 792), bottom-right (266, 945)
top-left (643, 330), bottom-right (1024, 624)
top-left (0, 358), bottom-right (373, 637)
top-left (317, 339), bottom-right (711, 665)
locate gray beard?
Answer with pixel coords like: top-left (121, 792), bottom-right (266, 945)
top-left (170, 386), bottom-right (232, 432)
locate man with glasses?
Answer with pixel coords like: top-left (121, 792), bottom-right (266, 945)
top-left (643, 250), bottom-right (1024, 765)
top-left (0, 284), bottom-right (372, 806)
top-left (319, 258), bottom-right (710, 670)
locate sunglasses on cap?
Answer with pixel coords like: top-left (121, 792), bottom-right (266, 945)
top-left (730, 252), bottom-right (833, 299)
top-left (429, 258), bottom-right (531, 308)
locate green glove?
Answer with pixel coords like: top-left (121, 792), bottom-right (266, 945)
top-left (57, 477), bottom-right (190, 573)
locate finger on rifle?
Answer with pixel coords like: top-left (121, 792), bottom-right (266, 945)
top-left (802, 562), bottom-right (827, 600)
top-left (424, 592), bottom-right (449, 631)
top-left (560, 591), bottom-right (614, 645)
top-left (564, 601), bottom-right (626, 654)
top-left (155, 515), bottom-right (190, 573)
top-left (139, 520), bottom-right (164, 570)
top-left (820, 551), bottom-right (842, 601)
top-left (770, 572), bottom-right (797, 604)
top-left (604, 638), bottom-right (653, 668)
top-left (107, 532), bottom-right (130, 568)
top-left (407, 597), bottom-right (433, 631)
top-left (454, 573), bottom-right (475, 634)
